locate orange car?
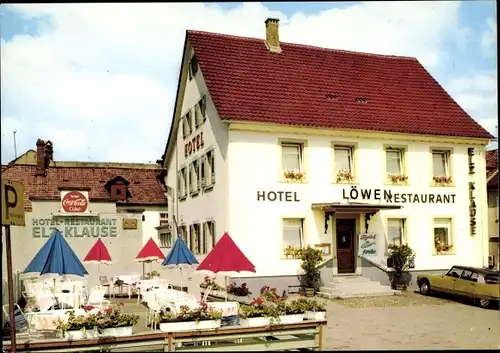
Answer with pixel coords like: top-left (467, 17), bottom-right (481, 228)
top-left (417, 265), bottom-right (500, 308)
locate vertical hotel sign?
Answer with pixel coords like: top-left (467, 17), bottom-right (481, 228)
top-left (468, 148), bottom-right (476, 236)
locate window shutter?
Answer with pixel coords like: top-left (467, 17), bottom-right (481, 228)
top-left (188, 165), bottom-right (192, 195)
top-left (177, 172), bottom-right (181, 198)
top-left (211, 152), bottom-right (216, 185)
top-left (182, 117), bottom-right (186, 139)
top-left (200, 155), bottom-right (206, 188)
top-left (201, 96), bottom-right (207, 122)
top-left (188, 61), bottom-right (193, 80)
top-left (196, 160), bottom-right (201, 191)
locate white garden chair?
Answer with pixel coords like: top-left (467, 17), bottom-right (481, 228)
top-left (86, 286), bottom-right (110, 308)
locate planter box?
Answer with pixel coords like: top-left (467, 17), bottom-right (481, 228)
top-left (100, 326), bottom-right (133, 337)
top-left (159, 320), bottom-right (221, 332)
top-left (275, 314), bottom-right (304, 325)
top-left (239, 317), bottom-right (271, 328)
top-left (65, 329), bottom-right (96, 340)
top-left (304, 311), bottom-right (326, 321)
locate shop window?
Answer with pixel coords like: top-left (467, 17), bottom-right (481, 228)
top-left (434, 218), bottom-right (453, 254)
top-left (283, 218), bottom-right (304, 255)
top-left (387, 218), bottom-right (406, 247)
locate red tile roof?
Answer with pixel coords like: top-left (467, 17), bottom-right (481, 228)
top-left (486, 149), bottom-right (498, 169)
top-left (1, 164), bottom-right (168, 211)
top-left (188, 30), bottom-right (493, 140)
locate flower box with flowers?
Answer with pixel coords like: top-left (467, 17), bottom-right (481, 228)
top-left (158, 303), bottom-right (223, 332)
top-left (226, 281), bottom-right (252, 297)
top-left (239, 298), bottom-right (273, 327)
top-left (435, 243), bottom-right (454, 254)
top-left (432, 176), bottom-right (453, 186)
top-left (295, 298), bottom-right (326, 321)
top-left (388, 174), bottom-right (408, 185)
top-left (56, 309), bottom-right (97, 340)
top-left (284, 170), bottom-right (306, 183)
top-left (93, 304), bottom-right (139, 337)
top-left (336, 169), bottom-right (354, 184)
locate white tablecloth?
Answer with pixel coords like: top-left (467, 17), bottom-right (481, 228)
top-left (136, 279), bottom-right (170, 293)
top-left (115, 274), bottom-right (141, 285)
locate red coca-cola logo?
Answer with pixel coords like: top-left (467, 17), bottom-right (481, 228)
top-left (62, 191), bottom-right (88, 213)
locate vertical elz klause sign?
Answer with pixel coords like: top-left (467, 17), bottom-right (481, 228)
top-left (2, 178), bottom-right (26, 227)
top-left (467, 148), bottom-right (476, 236)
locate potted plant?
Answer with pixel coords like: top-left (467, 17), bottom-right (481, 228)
top-left (295, 298), bottom-right (326, 320)
top-left (239, 297), bottom-right (277, 327)
top-left (158, 303), bottom-right (222, 332)
top-left (299, 246), bottom-right (324, 297)
top-left (275, 300), bottom-right (306, 324)
top-left (259, 286), bottom-right (288, 303)
top-left (336, 169), bottom-right (354, 183)
top-left (94, 304), bottom-right (139, 337)
top-left (435, 243), bottom-right (453, 254)
top-left (56, 310), bottom-right (96, 340)
top-left (387, 244), bottom-right (416, 291)
top-left (199, 276), bottom-right (224, 296)
top-left (226, 281), bottom-right (252, 297)
top-left (284, 246), bottom-right (295, 258)
top-left (148, 270), bottom-right (161, 279)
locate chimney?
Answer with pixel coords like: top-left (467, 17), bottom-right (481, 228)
top-left (265, 17), bottom-right (281, 53)
top-left (45, 140), bottom-right (53, 168)
top-left (36, 138), bottom-right (46, 176)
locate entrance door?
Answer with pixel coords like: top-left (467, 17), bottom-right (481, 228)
top-left (336, 218), bottom-right (356, 274)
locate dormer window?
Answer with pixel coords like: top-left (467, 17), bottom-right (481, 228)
top-left (104, 176), bottom-right (131, 201)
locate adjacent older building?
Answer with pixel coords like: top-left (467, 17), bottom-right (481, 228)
top-left (160, 18), bottom-right (494, 289)
top-left (2, 139), bottom-right (169, 287)
top-left (486, 149), bottom-right (499, 269)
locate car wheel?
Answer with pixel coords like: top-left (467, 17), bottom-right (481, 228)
top-left (419, 280), bottom-right (430, 295)
top-left (478, 299), bottom-right (490, 308)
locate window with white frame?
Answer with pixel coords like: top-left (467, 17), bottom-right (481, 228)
top-left (281, 143), bottom-right (303, 172)
top-left (385, 148), bottom-right (404, 175)
top-left (334, 145), bottom-right (354, 181)
top-left (387, 218), bottom-right (405, 247)
top-left (159, 213), bottom-right (168, 227)
top-left (283, 219), bottom-right (304, 253)
top-left (433, 218), bottom-right (453, 253)
top-left (203, 221), bottom-right (216, 255)
top-left (432, 150), bottom-right (450, 177)
top-left (203, 149), bottom-right (215, 189)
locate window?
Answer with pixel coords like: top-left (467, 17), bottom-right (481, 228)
top-left (188, 55), bottom-right (199, 80)
top-left (195, 96), bottom-right (207, 128)
top-left (178, 167), bottom-right (187, 200)
top-left (182, 113), bottom-right (191, 139)
top-left (446, 266), bottom-right (462, 278)
top-left (180, 226), bottom-right (188, 247)
top-left (434, 218), bottom-right (453, 253)
top-left (283, 219), bottom-right (304, 253)
top-left (387, 218), bottom-right (405, 247)
top-left (386, 148), bottom-right (404, 175)
top-left (185, 110), bottom-right (193, 136)
top-left (203, 150), bottom-right (215, 190)
top-left (159, 231), bottom-right (172, 248)
top-left (159, 213), bottom-right (168, 227)
top-left (189, 223), bottom-right (201, 255)
top-left (334, 145), bottom-right (354, 182)
top-left (432, 150), bottom-right (450, 177)
top-left (189, 160), bottom-right (200, 196)
top-left (203, 221), bottom-right (216, 255)
top-left (282, 143), bottom-right (303, 172)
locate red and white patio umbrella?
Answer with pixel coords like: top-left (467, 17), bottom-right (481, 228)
top-left (83, 238), bottom-right (112, 279)
top-left (196, 232), bottom-right (256, 301)
top-left (135, 237), bottom-right (165, 278)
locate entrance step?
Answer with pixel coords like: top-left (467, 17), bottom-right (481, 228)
top-left (319, 275), bottom-right (401, 299)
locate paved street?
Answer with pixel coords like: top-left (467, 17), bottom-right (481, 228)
top-left (323, 293), bottom-right (499, 349)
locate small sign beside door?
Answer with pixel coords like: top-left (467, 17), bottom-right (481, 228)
top-left (358, 233), bottom-right (377, 257)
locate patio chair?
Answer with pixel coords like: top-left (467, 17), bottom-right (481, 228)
top-left (86, 286), bottom-right (110, 309)
top-left (142, 291), bottom-right (176, 331)
top-left (98, 275), bottom-right (120, 298)
top-left (2, 303), bottom-right (29, 338)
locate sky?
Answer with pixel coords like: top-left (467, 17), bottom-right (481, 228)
top-left (0, 1), bottom-right (497, 164)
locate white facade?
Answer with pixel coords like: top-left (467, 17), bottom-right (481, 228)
top-left (164, 45), bottom-right (491, 277)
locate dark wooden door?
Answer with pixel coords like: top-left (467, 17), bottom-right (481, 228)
top-left (336, 219), bottom-right (356, 273)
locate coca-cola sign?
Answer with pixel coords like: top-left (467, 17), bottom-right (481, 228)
top-left (62, 191), bottom-right (88, 213)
